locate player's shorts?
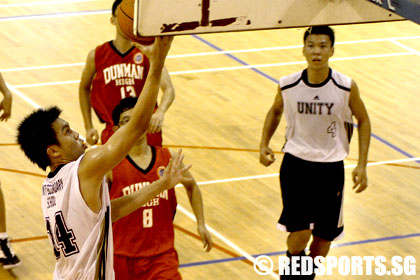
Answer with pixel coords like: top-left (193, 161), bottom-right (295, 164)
top-left (114, 248), bottom-right (182, 280)
top-left (100, 125), bottom-right (163, 146)
top-left (277, 153), bottom-right (345, 241)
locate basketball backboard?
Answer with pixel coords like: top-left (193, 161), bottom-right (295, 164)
top-left (367, 0), bottom-right (420, 25)
top-left (134, 0), bottom-right (403, 37)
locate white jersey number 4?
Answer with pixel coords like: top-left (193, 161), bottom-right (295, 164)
top-left (327, 121), bottom-right (337, 138)
top-left (45, 211), bottom-right (80, 259)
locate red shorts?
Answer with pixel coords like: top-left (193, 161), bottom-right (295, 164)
top-left (100, 125), bottom-right (162, 147)
top-left (114, 249), bottom-right (182, 280)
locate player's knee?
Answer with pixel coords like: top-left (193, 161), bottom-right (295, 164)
top-left (312, 235), bottom-right (331, 247)
top-left (287, 230), bottom-right (312, 253)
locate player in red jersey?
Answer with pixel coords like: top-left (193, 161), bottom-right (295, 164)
top-left (79, 0), bottom-right (175, 146)
top-left (108, 97), bottom-right (213, 280)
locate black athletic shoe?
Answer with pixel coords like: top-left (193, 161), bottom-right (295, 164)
top-left (0, 238), bottom-right (21, 269)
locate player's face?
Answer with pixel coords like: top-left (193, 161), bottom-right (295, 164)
top-left (51, 118), bottom-right (87, 161)
top-left (117, 108), bottom-right (147, 140)
top-left (303, 34), bottom-right (334, 70)
top-left (117, 109), bottom-right (132, 128)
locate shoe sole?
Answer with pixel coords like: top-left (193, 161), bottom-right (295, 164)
top-left (2, 261), bottom-right (22, 269)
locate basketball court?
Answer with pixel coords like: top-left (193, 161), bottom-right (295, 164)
top-left (0, 0), bottom-right (419, 279)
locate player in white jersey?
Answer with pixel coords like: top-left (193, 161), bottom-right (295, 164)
top-left (17, 37), bottom-right (190, 280)
top-left (259, 26), bottom-right (371, 279)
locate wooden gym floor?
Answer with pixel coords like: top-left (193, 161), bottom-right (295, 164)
top-left (0, 0), bottom-right (419, 279)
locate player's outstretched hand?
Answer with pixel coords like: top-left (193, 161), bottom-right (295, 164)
top-left (86, 127), bottom-right (99, 145)
top-left (162, 149), bottom-right (191, 189)
top-left (0, 94), bottom-right (12, 121)
top-left (259, 146), bottom-right (275, 166)
top-left (148, 110), bottom-right (164, 133)
top-left (132, 36), bottom-right (174, 64)
top-left (352, 165), bottom-right (368, 193)
top-left (198, 225), bottom-right (213, 252)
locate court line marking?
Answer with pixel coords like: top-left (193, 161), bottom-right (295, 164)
top-left (4, 52), bottom-right (417, 89)
top-left (0, 167), bottom-right (44, 178)
top-left (173, 224), bottom-right (254, 266)
top-left (180, 232), bottom-right (420, 268)
top-left (11, 222), bottom-right (255, 269)
top-left (1, 156), bottom-right (419, 181)
top-left (187, 157), bottom-right (420, 187)
top-left (168, 35), bottom-right (420, 58)
top-left (0, 0), bottom-right (97, 8)
top-left (177, 204), bottom-right (278, 278)
top-left (13, 80), bottom-right (81, 88)
top-left (0, 9), bottom-right (109, 22)
top-left (170, 52), bottom-right (414, 76)
top-left (0, 52), bottom-right (411, 74)
top-left (6, 82), bottom-right (40, 108)
top-left (2, 141), bottom-right (420, 171)
top-left (7, 81), bottom-right (88, 141)
top-left (390, 39), bottom-right (420, 55)
top-left (0, 63), bottom-right (85, 73)
top-left (9, 224), bottom-right (420, 270)
top-left (2, 35), bottom-right (420, 73)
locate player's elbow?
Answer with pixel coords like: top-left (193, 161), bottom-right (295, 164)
top-left (269, 107), bottom-right (282, 122)
top-left (183, 180), bottom-right (198, 193)
top-left (357, 115), bottom-right (371, 133)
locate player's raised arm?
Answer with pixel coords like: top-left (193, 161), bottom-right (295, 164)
top-left (78, 37), bottom-right (173, 197)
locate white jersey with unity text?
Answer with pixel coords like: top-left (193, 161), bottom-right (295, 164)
top-left (280, 68), bottom-right (354, 162)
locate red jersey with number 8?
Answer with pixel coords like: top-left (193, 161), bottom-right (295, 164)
top-left (91, 41), bottom-right (161, 145)
top-left (110, 146), bottom-right (177, 257)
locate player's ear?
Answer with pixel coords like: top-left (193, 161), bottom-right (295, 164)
top-left (110, 15), bottom-right (116, 26)
top-left (330, 46), bottom-right (335, 57)
top-left (47, 145), bottom-right (61, 159)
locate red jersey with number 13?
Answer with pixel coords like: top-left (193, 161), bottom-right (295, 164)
top-left (110, 146), bottom-right (177, 257)
top-left (91, 41), bottom-right (162, 145)
top-left (91, 41), bottom-right (150, 126)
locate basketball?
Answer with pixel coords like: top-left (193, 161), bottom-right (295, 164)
top-left (117, 0), bottom-right (155, 45)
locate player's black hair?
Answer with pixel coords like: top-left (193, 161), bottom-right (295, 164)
top-left (112, 97), bottom-right (138, 125)
top-left (17, 107), bottom-right (62, 170)
top-left (112, 0), bottom-right (123, 16)
top-left (304, 26), bottom-right (335, 47)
